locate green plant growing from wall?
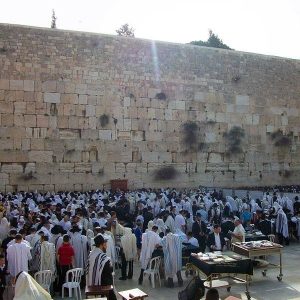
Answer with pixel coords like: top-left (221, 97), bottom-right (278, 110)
top-left (154, 166), bottom-right (178, 180)
top-left (270, 129), bottom-right (292, 147)
top-left (224, 126), bottom-right (245, 154)
top-left (99, 114), bottom-right (110, 127)
top-left (182, 121), bottom-right (199, 151)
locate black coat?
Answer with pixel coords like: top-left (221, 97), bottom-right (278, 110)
top-left (192, 221), bottom-right (208, 237)
top-left (207, 232), bottom-right (226, 251)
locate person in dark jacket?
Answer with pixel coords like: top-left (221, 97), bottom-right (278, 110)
top-left (207, 224), bottom-right (226, 251)
top-left (192, 214), bottom-right (208, 252)
top-left (0, 254), bottom-right (8, 300)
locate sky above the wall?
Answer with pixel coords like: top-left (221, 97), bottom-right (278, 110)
top-left (1, 0), bottom-right (299, 59)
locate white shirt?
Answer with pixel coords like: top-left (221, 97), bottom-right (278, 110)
top-left (232, 224), bottom-right (245, 243)
top-left (214, 233), bottom-right (222, 250)
top-left (188, 237), bottom-right (199, 247)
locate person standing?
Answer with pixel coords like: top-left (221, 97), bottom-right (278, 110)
top-left (57, 234), bottom-right (75, 293)
top-left (162, 230), bottom-right (183, 287)
top-left (0, 254), bottom-right (8, 300)
top-left (69, 225), bottom-right (89, 269)
top-left (6, 234), bottom-right (32, 280)
top-left (230, 217), bottom-right (245, 243)
top-left (119, 228), bottom-right (137, 280)
top-left (86, 235), bottom-right (117, 300)
top-left (138, 225), bottom-right (161, 284)
top-left (192, 214), bottom-right (208, 252)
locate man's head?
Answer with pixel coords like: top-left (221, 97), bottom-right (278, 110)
top-left (63, 234), bottom-right (70, 244)
top-left (234, 217), bottom-right (241, 227)
top-left (15, 234), bottom-right (23, 243)
top-left (213, 224), bottom-right (221, 234)
top-left (152, 225), bottom-right (158, 233)
top-left (205, 288), bottom-right (219, 300)
top-left (94, 234), bottom-right (108, 251)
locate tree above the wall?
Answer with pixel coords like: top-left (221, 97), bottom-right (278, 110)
top-left (116, 23), bottom-right (135, 37)
top-left (190, 30), bottom-right (232, 50)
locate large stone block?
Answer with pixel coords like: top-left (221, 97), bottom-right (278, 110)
top-left (29, 151), bottom-right (53, 162)
top-left (44, 92), bottom-right (61, 103)
top-left (10, 80), bottom-right (24, 91)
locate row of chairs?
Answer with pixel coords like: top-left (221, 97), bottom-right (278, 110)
top-left (34, 268), bottom-right (83, 299)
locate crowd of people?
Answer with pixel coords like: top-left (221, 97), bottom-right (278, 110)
top-left (0, 186), bottom-right (299, 299)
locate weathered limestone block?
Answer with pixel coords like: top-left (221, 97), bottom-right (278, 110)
top-left (10, 80), bottom-right (24, 91)
top-left (0, 102), bottom-right (13, 114)
top-left (28, 150), bottom-right (53, 163)
top-left (0, 79), bottom-right (9, 89)
top-left (1, 163), bottom-right (23, 174)
top-left (0, 150), bottom-right (28, 162)
top-left (44, 92), bottom-right (61, 104)
top-left (74, 162), bottom-right (92, 173)
top-left (24, 80), bottom-right (35, 92)
top-left (99, 130), bottom-right (112, 140)
top-left (236, 95), bottom-right (250, 106)
top-left (42, 81), bottom-right (57, 92)
top-left (142, 151), bottom-right (159, 163)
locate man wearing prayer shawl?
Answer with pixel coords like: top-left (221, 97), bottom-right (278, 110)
top-left (86, 235), bottom-right (117, 300)
top-left (13, 271), bottom-right (52, 300)
top-left (7, 234), bottom-right (32, 278)
top-left (40, 235), bottom-right (56, 278)
top-left (69, 225), bottom-right (89, 269)
top-left (138, 225), bottom-right (161, 284)
top-left (119, 227), bottom-right (137, 280)
top-left (273, 202), bottom-right (289, 245)
top-left (162, 229), bottom-right (183, 287)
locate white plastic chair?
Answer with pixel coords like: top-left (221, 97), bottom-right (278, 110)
top-left (34, 270), bottom-right (53, 293)
top-left (143, 256), bottom-right (161, 288)
top-left (268, 234), bottom-right (275, 243)
top-left (62, 268), bottom-right (83, 299)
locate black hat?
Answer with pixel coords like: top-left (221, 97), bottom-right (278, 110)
top-left (94, 234), bottom-right (108, 247)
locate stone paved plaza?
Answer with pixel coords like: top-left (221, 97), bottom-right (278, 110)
top-left (52, 243), bottom-right (300, 300)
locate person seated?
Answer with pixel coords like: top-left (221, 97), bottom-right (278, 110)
top-left (221, 216), bottom-right (235, 236)
top-left (186, 231), bottom-right (199, 247)
top-left (257, 214), bottom-right (272, 236)
top-left (14, 271), bottom-right (52, 300)
top-left (207, 224), bottom-right (226, 251)
top-left (205, 288), bottom-right (219, 300)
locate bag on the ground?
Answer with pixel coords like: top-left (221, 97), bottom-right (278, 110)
top-left (178, 275), bottom-right (205, 300)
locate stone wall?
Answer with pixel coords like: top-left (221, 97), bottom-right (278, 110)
top-left (0, 23), bottom-right (300, 192)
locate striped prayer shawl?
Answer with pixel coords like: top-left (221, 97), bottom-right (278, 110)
top-left (87, 248), bottom-right (110, 286)
top-left (162, 233), bottom-right (182, 278)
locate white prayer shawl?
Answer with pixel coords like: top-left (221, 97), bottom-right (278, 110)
top-left (7, 242), bottom-right (32, 277)
top-left (276, 209), bottom-right (289, 238)
top-left (87, 248), bottom-right (110, 286)
top-left (121, 228), bottom-right (137, 261)
top-left (154, 218), bottom-right (166, 234)
top-left (86, 229), bottom-right (94, 248)
top-left (40, 241), bottom-right (56, 277)
top-left (140, 231), bottom-right (161, 269)
top-left (162, 233), bottom-right (182, 278)
top-left (226, 196), bottom-right (238, 212)
top-left (14, 271), bottom-right (52, 300)
top-left (69, 232), bottom-right (88, 269)
top-left (26, 233), bottom-right (40, 249)
top-left (0, 217), bottom-right (9, 242)
top-left (164, 215), bottom-right (175, 233)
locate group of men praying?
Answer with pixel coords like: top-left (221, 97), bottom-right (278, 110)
top-left (0, 186), bottom-right (298, 299)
